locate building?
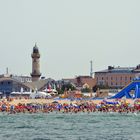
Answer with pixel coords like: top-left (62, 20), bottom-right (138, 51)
top-left (0, 76), bottom-right (31, 96)
top-left (62, 76), bottom-right (96, 90)
top-left (12, 75), bottom-right (32, 83)
top-left (0, 74), bottom-right (56, 97)
top-left (0, 44), bottom-right (57, 96)
top-left (95, 65), bottom-right (140, 89)
top-left (31, 43), bottom-right (41, 81)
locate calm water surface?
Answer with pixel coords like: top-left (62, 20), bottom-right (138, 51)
top-left (0, 112), bottom-right (140, 140)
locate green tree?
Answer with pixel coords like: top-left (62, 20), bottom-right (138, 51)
top-left (57, 83), bottom-right (76, 94)
top-left (81, 87), bottom-right (91, 93)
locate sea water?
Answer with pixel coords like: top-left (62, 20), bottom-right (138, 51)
top-left (0, 112), bottom-right (140, 140)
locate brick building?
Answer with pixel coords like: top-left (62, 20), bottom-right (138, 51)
top-left (62, 76), bottom-right (96, 90)
top-left (95, 65), bottom-right (140, 89)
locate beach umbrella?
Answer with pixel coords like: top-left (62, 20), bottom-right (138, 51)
top-left (54, 97), bottom-right (60, 100)
top-left (47, 83), bottom-right (52, 91)
top-left (52, 101), bottom-right (59, 104)
top-left (52, 83), bottom-right (56, 90)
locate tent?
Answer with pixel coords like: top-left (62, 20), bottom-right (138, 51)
top-left (30, 91), bottom-right (50, 98)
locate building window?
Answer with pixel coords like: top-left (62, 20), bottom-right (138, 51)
top-left (8, 82), bottom-right (11, 84)
top-left (111, 77), bottom-right (113, 80)
top-left (102, 77), bottom-right (104, 80)
top-left (34, 70), bottom-right (36, 73)
top-left (1, 82), bottom-right (3, 85)
top-left (34, 59), bottom-right (37, 62)
top-left (125, 77), bottom-right (127, 81)
top-left (106, 82), bottom-right (108, 85)
top-left (120, 77), bottom-right (122, 80)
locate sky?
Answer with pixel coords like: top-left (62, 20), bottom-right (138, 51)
top-left (0, 0), bottom-right (140, 80)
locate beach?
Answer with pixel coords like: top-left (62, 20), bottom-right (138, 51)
top-left (8, 98), bottom-right (134, 105)
top-left (0, 97), bottom-right (139, 115)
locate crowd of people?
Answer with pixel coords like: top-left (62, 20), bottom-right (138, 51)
top-left (0, 99), bottom-right (140, 114)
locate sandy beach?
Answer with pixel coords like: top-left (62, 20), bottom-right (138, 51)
top-left (5, 98), bottom-right (134, 106)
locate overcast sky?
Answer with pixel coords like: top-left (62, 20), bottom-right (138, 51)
top-left (0, 0), bottom-right (140, 80)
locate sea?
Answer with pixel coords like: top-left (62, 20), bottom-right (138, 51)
top-left (0, 112), bottom-right (140, 140)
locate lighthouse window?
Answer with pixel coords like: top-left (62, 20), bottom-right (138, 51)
top-left (34, 70), bottom-right (36, 73)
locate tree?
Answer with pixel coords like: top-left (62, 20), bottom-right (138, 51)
top-left (81, 87), bottom-right (91, 93)
top-left (57, 83), bottom-right (76, 94)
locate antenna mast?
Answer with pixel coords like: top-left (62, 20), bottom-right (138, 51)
top-left (90, 60), bottom-right (93, 77)
top-left (6, 67), bottom-right (9, 75)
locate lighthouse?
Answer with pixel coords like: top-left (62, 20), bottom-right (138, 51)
top-left (31, 43), bottom-right (41, 81)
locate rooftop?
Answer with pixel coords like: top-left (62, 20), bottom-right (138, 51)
top-left (95, 66), bottom-right (136, 73)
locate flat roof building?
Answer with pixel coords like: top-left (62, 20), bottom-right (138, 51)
top-left (95, 65), bottom-right (140, 89)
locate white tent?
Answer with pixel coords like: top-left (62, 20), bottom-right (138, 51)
top-left (30, 91), bottom-right (51, 99)
top-left (10, 91), bottom-right (32, 96)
